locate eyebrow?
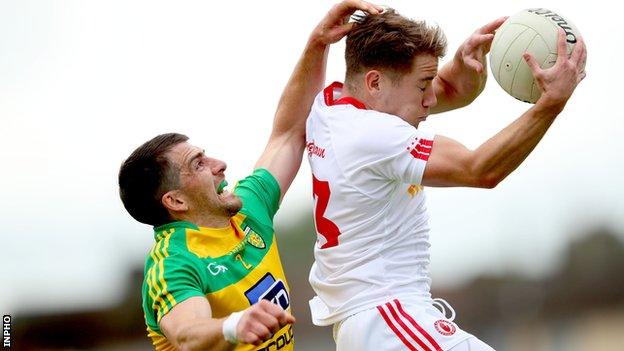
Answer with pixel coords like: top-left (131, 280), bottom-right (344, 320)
top-left (420, 76), bottom-right (436, 82)
top-left (187, 149), bottom-right (205, 167)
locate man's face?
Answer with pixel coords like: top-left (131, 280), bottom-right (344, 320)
top-left (376, 54), bottom-right (439, 127)
top-left (166, 142), bottom-right (242, 219)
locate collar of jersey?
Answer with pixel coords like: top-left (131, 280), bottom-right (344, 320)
top-left (323, 82), bottom-right (367, 110)
top-left (153, 220), bottom-right (243, 242)
top-left (153, 221), bottom-right (199, 241)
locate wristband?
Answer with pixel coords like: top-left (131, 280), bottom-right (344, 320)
top-left (222, 311), bottom-right (244, 344)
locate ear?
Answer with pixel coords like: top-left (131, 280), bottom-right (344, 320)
top-left (161, 190), bottom-right (189, 213)
top-left (364, 70), bottom-right (382, 96)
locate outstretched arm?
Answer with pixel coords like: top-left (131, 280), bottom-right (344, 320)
top-left (423, 29), bottom-right (587, 187)
top-left (431, 17), bottom-right (507, 114)
top-left (255, 0), bottom-right (382, 202)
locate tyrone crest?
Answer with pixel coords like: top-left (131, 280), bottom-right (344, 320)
top-left (434, 320), bottom-right (456, 336)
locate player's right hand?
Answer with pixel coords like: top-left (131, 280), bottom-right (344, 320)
top-left (236, 300), bottom-right (296, 346)
top-left (523, 28), bottom-right (587, 110)
top-left (310, 0), bottom-right (383, 46)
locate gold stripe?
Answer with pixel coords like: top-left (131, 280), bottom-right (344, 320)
top-left (153, 240), bottom-right (171, 318)
top-left (149, 240), bottom-right (164, 300)
top-left (150, 240), bottom-right (168, 313)
top-left (146, 245), bottom-right (160, 302)
top-left (161, 235), bottom-right (177, 308)
top-left (157, 238), bottom-right (170, 316)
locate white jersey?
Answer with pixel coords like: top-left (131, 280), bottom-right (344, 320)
top-left (306, 82), bottom-right (436, 326)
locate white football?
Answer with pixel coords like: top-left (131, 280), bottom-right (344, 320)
top-left (489, 8), bottom-right (582, 103)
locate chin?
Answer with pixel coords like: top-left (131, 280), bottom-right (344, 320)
top-left (225, 197), bottom-right (243, 217)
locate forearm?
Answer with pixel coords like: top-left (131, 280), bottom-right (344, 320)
top-left (470, 102), bottom-right (563, 187)
top-left (173, 318), bottom-right (233, 351)
top-left (432, 55), bottom-right (486, 113)
top-left (254, 39), bottom-right (329, 195)
top-left (271, 38), bottom-right (329, 137)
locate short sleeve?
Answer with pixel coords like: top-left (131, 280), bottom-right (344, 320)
top-left (144, 254), bottom-right (206, 324)
top-left (336, 111), bottom-right (435, 185)
top-left (234, 168), bottom-right (281, 224)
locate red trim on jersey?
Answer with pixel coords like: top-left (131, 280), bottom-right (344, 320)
top-left (419, 138), bottom-right (434, 147)
top-left (377, 305), bottom-right (418, 351)
top-left (410, 149), bottom-right (430, 161)
top-left (323, 82), bottom-right (367, 110)
top-left (394, 300), bottom-right (443, 351)
top-left (409, 138), bottom-right (434, 161)
top-left (386, 302), bottom-right (433, 351)
top-left (415, 143), bottom-right (432, 153)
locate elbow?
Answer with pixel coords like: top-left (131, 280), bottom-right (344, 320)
top-left (475, 173), bottom-right (503, 189)
top-left (175, 334), bottom-right (195, 351)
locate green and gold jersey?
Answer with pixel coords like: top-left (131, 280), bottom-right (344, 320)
top-left (142, 168), bottom-right (294, 351)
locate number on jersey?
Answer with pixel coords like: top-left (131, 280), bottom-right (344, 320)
top-left (312, 176), bottom-right (341, 249)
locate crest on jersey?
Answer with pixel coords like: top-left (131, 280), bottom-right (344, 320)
top-left (244, 226), bottom-right (266, 249)
top-left (407, 184), bottom-right (423, 197)
top-left (434, 320), bottom-right (456, 336)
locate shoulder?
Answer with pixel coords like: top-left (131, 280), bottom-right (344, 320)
top-left (234, 169), bottom-right (280, 224)
top-left (335, 110), bottom-right (417, 152)
top-left (146, 224), bottom-right (206, 267)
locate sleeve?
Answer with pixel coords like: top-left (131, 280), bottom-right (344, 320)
top-left (338, 112), bottom-right (435, 185)
top-left (234, 168), bottom-right (281, 224)
top-left (145, 254), bottom-right (206, 324)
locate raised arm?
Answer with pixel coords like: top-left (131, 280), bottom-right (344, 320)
top-left (255, 0), bottom-right (382, 201)
top-left (423, 29), bottom-right (586, 187)
top-left (431, 17), bottom-right (507, 114)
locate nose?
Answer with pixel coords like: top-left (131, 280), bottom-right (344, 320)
top-left (210, 158), bottom-right (227, 174)
top-left (423, 86), bottom-right (437, 108)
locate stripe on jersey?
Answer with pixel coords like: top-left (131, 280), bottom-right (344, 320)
top-left (377, 305), bottom-right (418, 351)
top-left (395, 300), bottom-right (442, 351)
top-left (377, 300), bottom-right (443, 351)
top-left (409, 138), bottom-right (434, 161)
top-left (147, 234), bottom-right (177, 320)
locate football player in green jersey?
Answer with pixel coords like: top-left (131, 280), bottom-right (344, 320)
top-left (118, 1), bottom-right (383, 350)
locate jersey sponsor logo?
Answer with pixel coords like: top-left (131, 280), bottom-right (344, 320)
top-left (258, 325), bottom-right (293, 351)
top-left (407, 137), bottom-right (433, 161)
top-left (207, 262), bottom-right (229, 276)
top-left (434, 320), bottom-right (456, 336)
top-left (244, 226), bottom-right (266, 249)
top-left (245, 273), bottom-right (290, 310)
top-left (306, 140), bottom-right (326, 159)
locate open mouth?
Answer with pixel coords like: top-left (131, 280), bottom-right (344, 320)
top-left (217, 180), bottom-right (228, 195)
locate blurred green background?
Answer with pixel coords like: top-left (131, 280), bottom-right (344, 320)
top-left (12, 214), bottom-right (624, 350)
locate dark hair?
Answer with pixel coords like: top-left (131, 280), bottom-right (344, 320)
top-left (345, 9), bottom-right (447, 83)
top-left (118, 133), bottom-right (189, 226)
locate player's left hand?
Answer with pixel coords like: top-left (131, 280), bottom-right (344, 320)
top-left (310, 0), bottom-right (383, 46)
top-left (455, 17), bottom-right (507, 75)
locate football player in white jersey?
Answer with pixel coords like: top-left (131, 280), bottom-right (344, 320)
top-left (305, 8), bottom-right (586, 351)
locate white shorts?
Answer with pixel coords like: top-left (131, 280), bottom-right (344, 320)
top-left (333, 298), bottom-right (494, 351)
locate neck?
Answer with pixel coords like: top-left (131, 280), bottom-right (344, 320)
top-left (177, 212), bottom-right (231, 229)
top-left (341, 83), bottom-right (369, 108)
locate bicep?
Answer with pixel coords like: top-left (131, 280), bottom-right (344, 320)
top-left (422, 135), bottom-right (481, 187)
top-left (255, 131), bottom-right (305, 202)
